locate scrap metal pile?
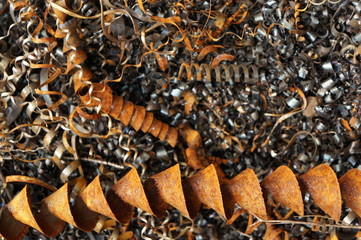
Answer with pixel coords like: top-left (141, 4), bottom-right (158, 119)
top-left (0, 0), bottom-right (361, 239)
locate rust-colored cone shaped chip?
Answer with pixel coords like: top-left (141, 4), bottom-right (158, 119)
top-left (339, 169), bottom-right (361, 218)
top-left (158, 123), bottom-right (170, 141)
top-left (3, 163), bottom-right (361, 238)
top-left (95, 91), bottom-right (113, 115)
top-left (108, 95), bottom-right (123, 119)
top-left (5, 186), bottom-right (43, 233)
top-left (183, 164), bottom-right (226, 219)
top-left (79, 176), bottom-right (117, 220)
top-left (144, 164), bottom-right (190, 218)
top-left (149, 119), bottom-right (162, 137)
top-left (35, 201), bottom-right (66, 237)
top-left (261, 165), bottom-right (304, 216)
top-left (0, 186), bottom-right (66, 239)
top-left (0, 206), bottom-right (28, 240)
top-left (107, 168), bottom-right (154, 224)
top-left (44, 183), bottom-right (99, 231)
top-left (118, 101), bottom-right (135, 126)
top-left (222, 169), bottom-right (267, 220)
top-left (298, 164), bottom-right (341, 221)
top-left (165, 127), bottom-right (178, 147)
top-left (140, 112), bottom-right (154, 132)
top-left (130, 106), bottom-right (146, 131)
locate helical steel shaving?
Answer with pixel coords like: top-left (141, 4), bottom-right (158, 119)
top-left (1, 0), bottom-right (361, 239)
top-left (76, 83), bottom-right (179, 147)
top-left (177, 63), bottom-right (260, 84)
top-left (1, 164), bottom-right (361, 239)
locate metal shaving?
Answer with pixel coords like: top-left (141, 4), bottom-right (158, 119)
top-left (0, 0), bottom-right (360, 239)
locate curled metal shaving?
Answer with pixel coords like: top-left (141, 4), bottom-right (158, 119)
top-left (1, 163), bottom-right (361, 239)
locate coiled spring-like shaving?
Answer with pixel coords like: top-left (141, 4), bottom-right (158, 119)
top-left (1, 163), bottom-right (360, 240)
top-left (177, 63), bottom-right (260, 84)
top-left (2, 0), bottom-right (361, 239)
top-left (47, 1), bottom-right (180, 148)
top-left (76, 83), bottom-right (178, 147)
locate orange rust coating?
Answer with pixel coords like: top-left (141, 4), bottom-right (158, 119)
top-left (108, 96), bottom-right (123, 119)
top-left (157, 123), bottom-right (170, 140)
top-left (148, 119), bottom-right (163, 137)
top-left (339, 169), bottom-right (361, 218)
top-left (165, 126), bottom-right (178, 148)
top-left (185, 147), bottom-right (204, 170)
top-left (130, 106), bottom-right (146, 131)
top-left (1, 164), bottom-right (360, 240)
top-left (118, 101), bottom-right (134, 126)
top-left (298, 164), bottom-right (342, 221)
top-left (51, 4), bottom-right (181, 149)
top-left (140, 112), bottom-right (154, 132)
top-left (261, 166), bottom-right (304, 216)
top-left (181, 128), bottom-right (202, 148)
top-left (78, 83), bottom-right (178, 147)
top-left (73, 68), bottom-right (93, 94)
